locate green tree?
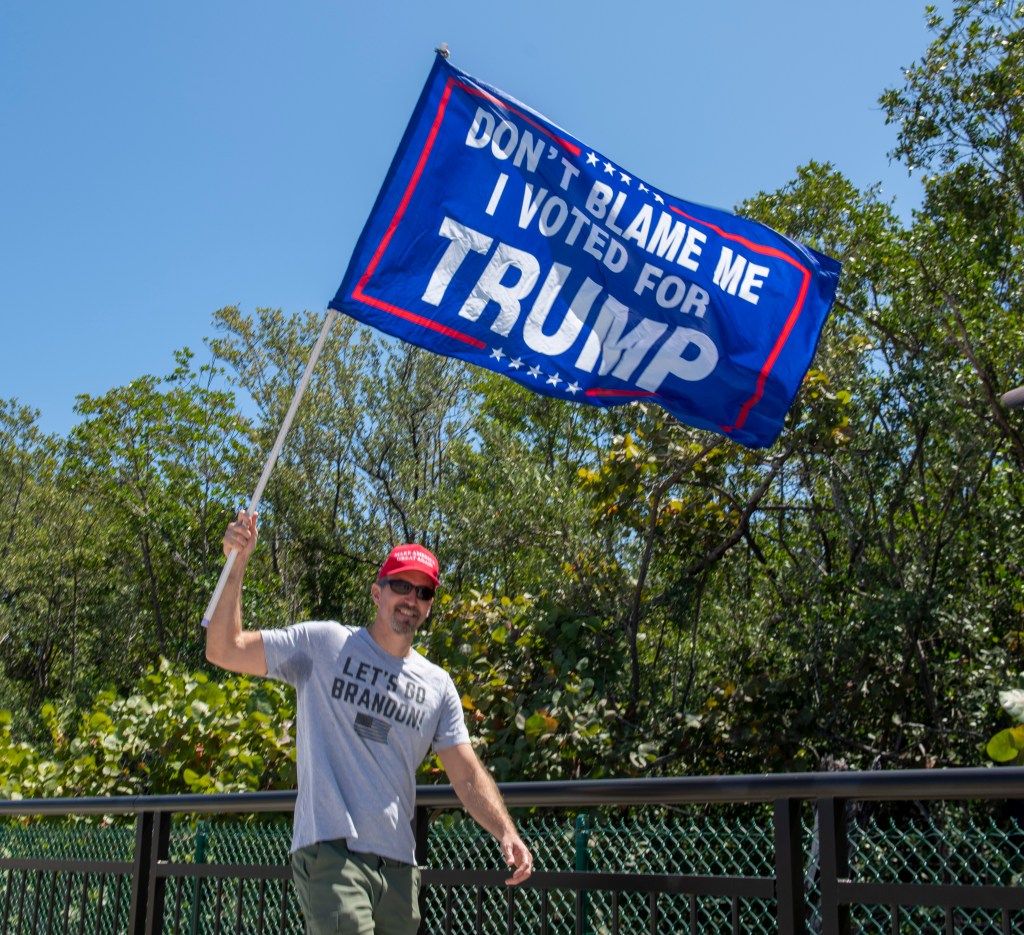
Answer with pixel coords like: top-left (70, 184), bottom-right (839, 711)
top-left (420, 591), bottom-right (626, 781)
top-left (436, 374), bottom-right (614, 595)
top-left (209, 306), bottom-right (371, 625)
top-left (209, 307), bottom-right (482, 623)
top-left (0, 401), bottom-right (110, 726)
top-left (64, 351), bottom-right (250, 676)
top-left (678, 0), bottom-right (1024, 773)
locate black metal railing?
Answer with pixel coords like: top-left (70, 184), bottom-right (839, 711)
top-left (3, 768), bottom-right (1024, 934)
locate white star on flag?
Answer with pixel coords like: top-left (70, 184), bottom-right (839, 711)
top-left (508, 357), bottom-right (524, 370)
top-left (490, 347), bottom-right (505, 362)
top-left (586, 152), bottom-right (598, 166)
top-left (603, 161), bottom-right (615, 175)
top-left (639, 182), bottom-right (649, 193)
top-left (545, 373), bottom-right (562, 388)
top-left (620, 172), bottom-right (631, 185)
top-left (654, 193), bottom-right (664, 204)
top-left (527, 365), bottom-right (542, 379)
top-left (566, 382), bottom-right (582, 395)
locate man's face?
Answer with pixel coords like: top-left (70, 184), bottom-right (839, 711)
top-left (371, 571), bottom-right (435, 637)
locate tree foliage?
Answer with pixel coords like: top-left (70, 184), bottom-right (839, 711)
top-left (3, 0), bottom-right (1024, 791)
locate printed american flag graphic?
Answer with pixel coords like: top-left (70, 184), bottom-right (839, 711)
top-left (355, 712), bottom-right (391, 744)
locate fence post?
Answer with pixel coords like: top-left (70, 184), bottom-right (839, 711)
top-left (146, 811), bottom-right (172, 935)
top-left (128, 808), bottom-right (170, 935)
top-left (575, 813), bottom-right (592, 935)
top-left (774, 798), bottom-right (806, 935)
top-left (190, 821), bottom-right (209, 935)
top-left (128, 810), bottom-right (154, 935)
top-left (817, 798), bottom-right (850, 935)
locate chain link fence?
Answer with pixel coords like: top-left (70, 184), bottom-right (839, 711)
top-left (0, 819), bottom-right (136, 935)
top-left (423, 808), bottom-right (782, 934)
top-left (841, 809), bottom-right (1024, 934)
top-left (3, 804), bottom-right (1024, 933)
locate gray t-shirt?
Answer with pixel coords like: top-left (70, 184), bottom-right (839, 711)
top-left (261, 621), bottom-right (470, 863)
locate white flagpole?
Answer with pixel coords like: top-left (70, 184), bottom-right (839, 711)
top-left (201, 307), bottom-right (339, 628)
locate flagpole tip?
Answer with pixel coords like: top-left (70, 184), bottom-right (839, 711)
top-left (434, 42), bottom-right (450, 59)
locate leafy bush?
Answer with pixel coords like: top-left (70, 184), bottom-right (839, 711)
top-left (0, 658), bottom-right (296, 799)
top-left (987, 687), bottom-right (1024, 765)
top-left (421, 592), bottom-right (627, 781)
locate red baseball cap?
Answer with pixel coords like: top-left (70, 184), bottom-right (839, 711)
top-left (377, 544), bottom-right (440, 587)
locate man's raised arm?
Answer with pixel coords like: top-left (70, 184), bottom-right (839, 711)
top-left (205, 510), bottom-right (268, 676)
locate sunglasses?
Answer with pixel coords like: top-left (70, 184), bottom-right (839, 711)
top-left (381, 579), bottom-right (436, 601)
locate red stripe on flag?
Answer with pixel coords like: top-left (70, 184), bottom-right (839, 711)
top-left (354, 80), bottom-right (455, 299)
top-left (351, 77), bottom-right (484, 350)
top-left (351, 73), bottom-right (583, 354)
top-left (671, 207), bottom-right (811, 273)
top-left (355, 292), bottom-right (486, 349)
top-left (453, 79), bottom-right (582, 157)
top-left (729, 267), bottom-right (812, 432)
top-left (669, 206), bottom-right (813, 433)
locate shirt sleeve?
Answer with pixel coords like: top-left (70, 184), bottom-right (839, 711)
top-left (262, 621), bottom-right (338, 686)
top-left (432, 672), bottom-right (471, 753)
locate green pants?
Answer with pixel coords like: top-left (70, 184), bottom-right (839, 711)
top-left (291, 839), bottom-right (421, 935)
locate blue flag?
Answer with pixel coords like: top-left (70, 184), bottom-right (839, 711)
top-left (329, 55), bottom-right (841, 449)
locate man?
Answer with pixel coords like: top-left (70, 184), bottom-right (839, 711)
top-left (206, 511), bottom-right (533, 935)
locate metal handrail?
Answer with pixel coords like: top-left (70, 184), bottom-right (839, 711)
top-left (4, 767), bottom-right (1024, 935)
top-left (2, 765), bottom-right (1020, 816)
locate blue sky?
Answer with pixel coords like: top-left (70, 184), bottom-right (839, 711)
top-left (1, 1), bottom-right (952, 437)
